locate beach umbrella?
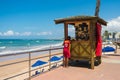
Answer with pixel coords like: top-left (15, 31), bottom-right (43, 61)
top-left (102, 46), bottom-right (115, 52)
top-left (32, 60), bottom-right (47, 67)
top-left (49, 56), bottom-right (61, 62)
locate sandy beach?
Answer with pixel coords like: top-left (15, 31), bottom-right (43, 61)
top-left (0, 50), bottom-right (63, 80)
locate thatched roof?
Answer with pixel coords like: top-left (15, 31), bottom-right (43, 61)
top-left (54, 15), bottom-right (107, 26)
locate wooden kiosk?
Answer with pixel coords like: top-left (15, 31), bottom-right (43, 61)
top-left (55, 16), bottom-right (107, 69)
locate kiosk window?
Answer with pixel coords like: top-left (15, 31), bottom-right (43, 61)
top-left (75, 23), bottom-right (89, 41)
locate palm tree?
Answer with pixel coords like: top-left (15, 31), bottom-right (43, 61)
top-left (103, 30), bottom-right (109, 40)
top-left (95, 0), bottom-right (100, 17)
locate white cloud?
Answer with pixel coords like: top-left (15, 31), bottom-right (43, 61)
top-left (15, 32), bottom-right (20, 36)
top-left (0, 32), bottom-right (3, 36)
top-left (0, 30), bottom-right (32, 36)
top-left (0, 30), bottom-right (53, 37)
top-left (0, 32), bottom-right (2, 36)
top-left (21, 32), bottom-right (32, 36)
top-left (105, 16), bottom-right (120, 32)
top-left (3, 30), bottom-right (14, 36)
top-left (36, 32), bottom-right (52, 36)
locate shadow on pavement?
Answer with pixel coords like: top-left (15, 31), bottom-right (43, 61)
top-left (69, 60), bottom-right (90, 69)
top-left (103, 54), bottom-right (120, 56)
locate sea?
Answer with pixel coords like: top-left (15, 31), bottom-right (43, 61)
top-left (0, 39), bottom-right (63, 55)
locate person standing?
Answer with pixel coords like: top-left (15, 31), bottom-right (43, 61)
top-left (63, 36), bottom-right (71, 67)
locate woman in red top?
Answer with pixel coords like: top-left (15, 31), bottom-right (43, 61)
top-left (63, 36), bottom-right (71, 67)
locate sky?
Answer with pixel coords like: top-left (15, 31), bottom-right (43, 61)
top-left (0, 0), bottom-right (120, 39)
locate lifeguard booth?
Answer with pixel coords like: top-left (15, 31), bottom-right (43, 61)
top-left (54, 16), bottom-right (107, 69)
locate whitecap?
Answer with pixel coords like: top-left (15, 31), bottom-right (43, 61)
top-left (9, 41), bottom-right (13, 43)
top-left (0, 46), bottom-right (6, 49)
top-left (36, 40), bottom-right (40, 43)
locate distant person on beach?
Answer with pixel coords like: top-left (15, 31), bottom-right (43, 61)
top-left (63, 36), bottom-right (71, 67)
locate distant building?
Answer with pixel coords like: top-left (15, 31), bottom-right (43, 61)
top-left (102, 31), bottom-right (120, 42)
top-left (115, 32), bottom-right (120, 39)
top-left (112, 32), bottom-right (116, 39)
top-left (115, 32), bottom-right (120, 41)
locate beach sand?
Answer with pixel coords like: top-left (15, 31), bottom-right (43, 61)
top-left (0, 50), bottom-right (63, 80)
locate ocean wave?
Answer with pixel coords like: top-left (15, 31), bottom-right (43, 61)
top-left (0, 46), bottom-right (6, 49)
top-left (9, 41), bottom-right (13, 43)
top-left (27, 42), bottom-right (63, 52)
top-left (36, 40), bottom-right (40, 43)
top-left (0, 42), bottom-right (63, 55)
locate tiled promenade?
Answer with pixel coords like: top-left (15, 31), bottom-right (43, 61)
top-left (32, 51), bottom-right (120, 80)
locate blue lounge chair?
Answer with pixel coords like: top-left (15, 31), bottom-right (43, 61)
top-left (102, 46), bottom-right (115, 52)
top-left (32, 60), bottom-right (47, 75)
top-left (49, 56), bottom-right (61, 69)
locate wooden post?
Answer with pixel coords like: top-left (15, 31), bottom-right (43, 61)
top-left (90, 21), bottom-right (94, 69)
top-left (29, 52), bottom-right (31, 80)
top-left (91, 55), bottom-right (94, 69)
top-left (49, 46), bottom-right (51, 70)
top-left (64, 22), bottom-right (68, 40)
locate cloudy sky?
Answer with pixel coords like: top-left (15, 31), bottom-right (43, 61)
top-left (0, 0), bottom-right (120, 39)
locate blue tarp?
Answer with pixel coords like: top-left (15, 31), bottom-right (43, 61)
top-left (49, 56), bottom-right (61, 62)
top-left (102, 46), bottom-right (115, 52)
top-left (32, 60), bottom-right (47, 67)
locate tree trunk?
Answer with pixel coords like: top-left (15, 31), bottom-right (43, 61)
top-left (95, 0), bottom-right (100, 17)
